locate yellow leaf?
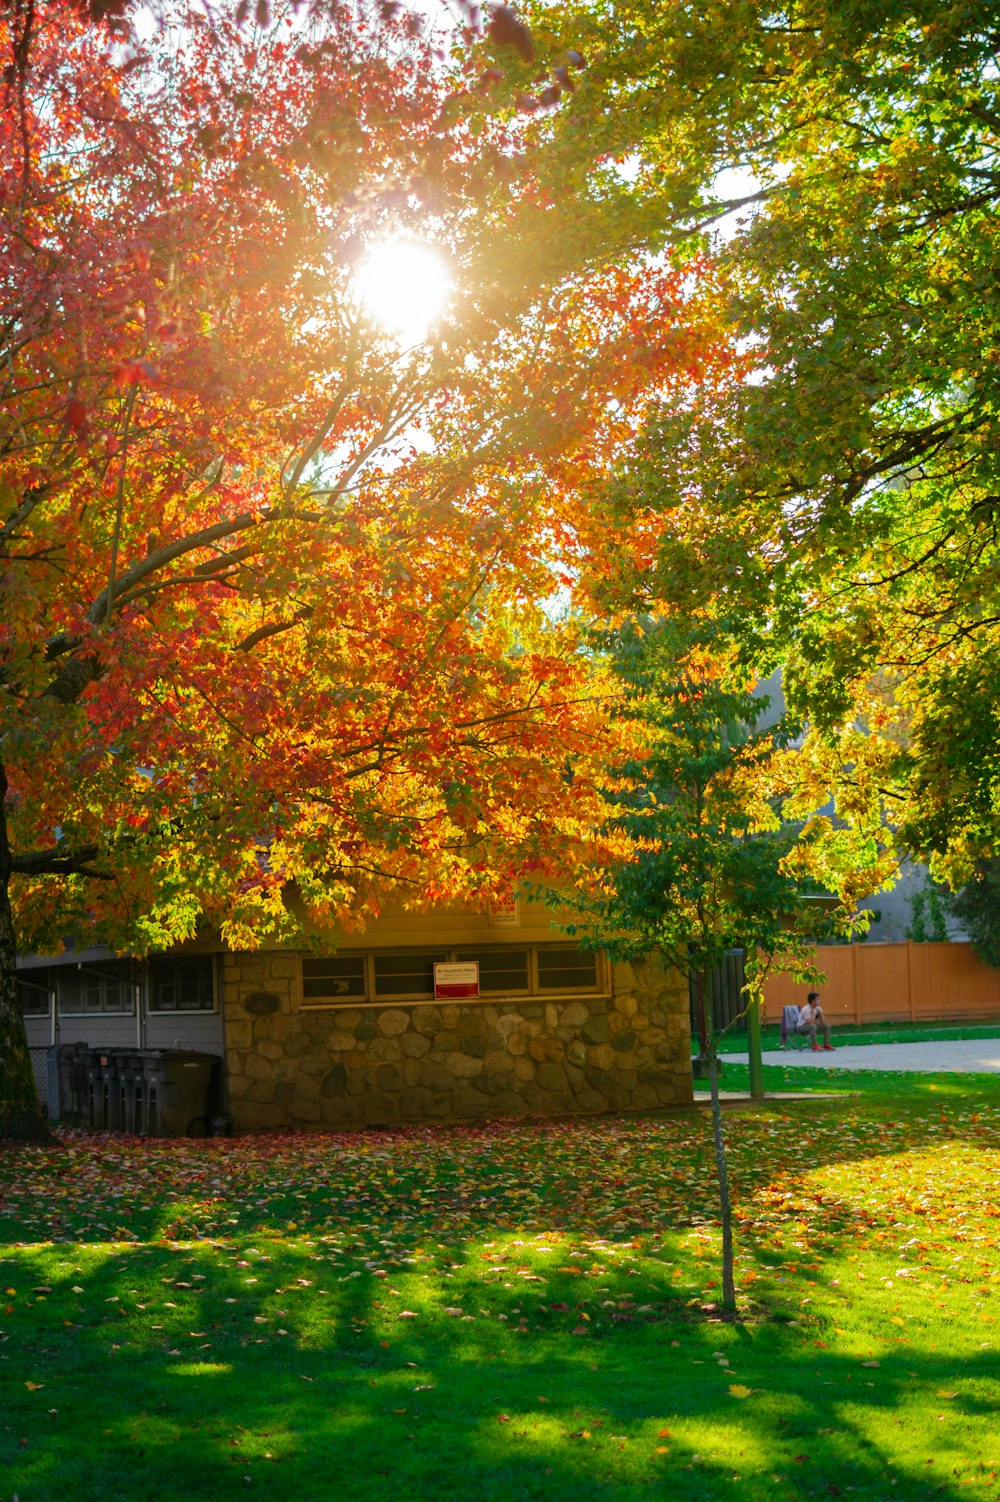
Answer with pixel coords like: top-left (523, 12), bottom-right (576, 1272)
top-left (25, 1381), bottom-right (44, 1391)
top-left (729, 1384), bottom-right (752, 1399)
top-left (936, 1390), bottom-right (958, 1399)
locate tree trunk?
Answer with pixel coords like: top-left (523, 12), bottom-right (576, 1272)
top-left (692, 963), bottom-right (716, 1080)
top-left (697, 965), bottom-right (711, 1056)
top-left (0, 763), bottom-right (48, 1141)
top-left (708, 1052), bottom-right (736, 1311)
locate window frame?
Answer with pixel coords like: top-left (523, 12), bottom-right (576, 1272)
top-left (454, 946), bottom-right (532, 999)
top-left (146, 955), bottom-right (219, 1014)
top-left (56, 960), bottom-right (138, 1017)
top-left (17, 971), bottom-right (53, 1018)
top-left (299, 944), bottom-right (607, 1010)
top-left (302, 953), bottom-right (369, 1006)
top-left (533, 943), bottom-right (602, 997)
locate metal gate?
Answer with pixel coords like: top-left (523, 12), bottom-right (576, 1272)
top-left (689, 950), bottom-right (747, 1036)
top-left (29, 1046), bottom-right (49, 1113)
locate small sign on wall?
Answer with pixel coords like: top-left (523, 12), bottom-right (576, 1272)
top-left (488, 893), bottom-right (520, 927)
top-left (433, 961), bottom-right (480, 999)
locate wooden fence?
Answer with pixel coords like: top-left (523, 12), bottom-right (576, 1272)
top-left (763, 942), bottom-right (1000, 1025)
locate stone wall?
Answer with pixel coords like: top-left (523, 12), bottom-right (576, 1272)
top-left (222, 952), bottom-right (693, 1131)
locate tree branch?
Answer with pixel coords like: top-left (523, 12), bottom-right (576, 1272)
top-left (11, 842), bottom-right (112, 878)
top-left (236, 607), bottom-right (313, 653)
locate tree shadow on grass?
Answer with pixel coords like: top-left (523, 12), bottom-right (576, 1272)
top-left (1, 1101), bottom-right (998, 1498)
top-left (1, 1217), bottom-right (996, 1501)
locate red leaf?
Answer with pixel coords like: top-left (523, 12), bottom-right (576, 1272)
top-left (487, 5), bottom-right (534, 62)
top-left (113, 359), bottom-right (159, 388)
top-left (66, 396), bottom-right (89, 437)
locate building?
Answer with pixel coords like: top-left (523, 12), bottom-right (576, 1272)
top-left (18, 893), bottom-right (693, 1130)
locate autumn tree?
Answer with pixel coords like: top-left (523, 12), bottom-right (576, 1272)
top-left (0, 1), bottom-right (726, 1136)
top-left (563, 618), bottom-right (850, 1309)
top-left (529, 0), bottom-right (1000, 891)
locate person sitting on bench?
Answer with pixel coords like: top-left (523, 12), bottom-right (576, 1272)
top-left (797, 991), bottom-right (834, 1051)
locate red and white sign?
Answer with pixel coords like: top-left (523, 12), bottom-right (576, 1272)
top-left (487, 893), bottom-right (520, 927)
top-left (433, 961), bottom-right (480, 999)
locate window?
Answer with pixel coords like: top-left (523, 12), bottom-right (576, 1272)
top-left (455, 947), bottom-right (530, 995)
top-left (300, 943), bottom-right (604, 1007)
top-left (303, 955), bottom-right (367, 1004)
top-left (537, 944), bottom-right (600, 993)
top-left (148, 956), bottom-right (216, 1012)
top-left (58, 961), bottom-right (136, 1015)
top-left (17, 971), bottom-right (51, 1017)
top-left (373, 951), bottom-right (448, 1000)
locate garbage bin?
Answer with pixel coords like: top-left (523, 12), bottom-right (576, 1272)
top-left (142, 1051), bottom-right (219, 1137)
top-left (46, 1042), bottom-right (90, 1121)
top-left (120, 1051), bottom-right (148, 1135)
top-left (98, 1051), bottom-right (126, 1131)
top-left (84, 1048), bottom-right (106, 1129)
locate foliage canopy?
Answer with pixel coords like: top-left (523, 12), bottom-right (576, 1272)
top-left (538, 0), bottom-right (1000, 883)
top-left (0, 0), bottom-right (725, 1132)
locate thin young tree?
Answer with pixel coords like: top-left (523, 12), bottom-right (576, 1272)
top-left (571, 619), bottom-right (840, 1311)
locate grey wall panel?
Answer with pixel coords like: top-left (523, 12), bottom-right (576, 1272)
top-left (144, 1012), bottom-right (224, 1053)
top-left (50, 1017), bottom-right (139, 1047)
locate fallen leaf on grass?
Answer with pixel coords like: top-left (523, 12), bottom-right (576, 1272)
top-left (936, 1390), bottom-right (958, 1399)
top-left (25, 1381), bottom-right (44, 1391)
top-left (728, 1384), bottom-right (751, 1399)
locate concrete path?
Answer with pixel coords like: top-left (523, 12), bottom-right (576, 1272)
top-left (729, 1037), bottom-right (1000, 1074)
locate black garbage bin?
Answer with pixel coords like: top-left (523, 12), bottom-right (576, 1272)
top-left (84, 1049), bottom-right (106, 1129)
top-left (120, 1051), bottom-right (148, 1135)
top-left (98, 1051), bottom-right (126, 1131)
top-left (46, 1042), bottom-right (90, 1121)
top-left (142, 1051), bottom-right (219, 1137)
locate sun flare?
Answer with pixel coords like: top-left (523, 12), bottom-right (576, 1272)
top-left (354, 237), bottom-right (453, 344)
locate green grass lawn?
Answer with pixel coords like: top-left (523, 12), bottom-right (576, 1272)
top-left (700, 1059), bottom-right (1000, 1100)
top-left (705, 1019), bottom-right (1000, 1056)
top-left (2, 1082), bottom-right (999, 1501)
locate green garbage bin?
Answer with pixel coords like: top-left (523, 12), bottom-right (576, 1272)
top-left (142, 1051), bottom-right (219, 1137)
